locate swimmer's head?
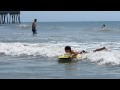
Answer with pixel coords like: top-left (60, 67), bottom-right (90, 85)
top-left (65, 46), bottom-right (71, 53)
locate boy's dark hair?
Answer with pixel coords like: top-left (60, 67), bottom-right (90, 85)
top-left (65, 46), bottom-right (71, 51)
top-left (34, 19), bottom-right (37, 22)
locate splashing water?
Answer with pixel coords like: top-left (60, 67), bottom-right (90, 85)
top-left (0, 42), bottom-right (120, 65)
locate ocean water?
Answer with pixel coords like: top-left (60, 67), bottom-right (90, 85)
top-left (0, 21), bottom-right (120, 79)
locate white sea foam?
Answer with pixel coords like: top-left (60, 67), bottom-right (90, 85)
top-left (0, 42), bottom-right (120, 65)
top-left (18, 24), bottom-right (30, 28)
top-left (101, 27), bottom-right (112, 31)
top-left (86, 51), bottom-right (120, 65)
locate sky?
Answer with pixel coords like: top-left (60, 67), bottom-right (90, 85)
top-left (21, 11), bottom-right (120, 22)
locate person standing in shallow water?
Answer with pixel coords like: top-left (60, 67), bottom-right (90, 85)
top-left (32, 19), bottom-right (37, 35)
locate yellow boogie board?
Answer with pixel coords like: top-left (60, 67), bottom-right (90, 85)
top-left (58, 54), bottom-right (82, 63)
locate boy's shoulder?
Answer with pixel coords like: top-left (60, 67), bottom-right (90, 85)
top-left (71, 50), bottom-right (77, 53)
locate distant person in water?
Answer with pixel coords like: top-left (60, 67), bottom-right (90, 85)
top-left (32, 19), bottom-right (37, 35)
top-left (102, 24), bottom-right (106, 28)
top-left (64, 46), bottom-right (107, 58)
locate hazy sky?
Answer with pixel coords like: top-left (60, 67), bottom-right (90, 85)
top-left (21, 11), bottom-right (120, 22)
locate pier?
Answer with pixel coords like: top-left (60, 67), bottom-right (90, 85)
top-left (0, 11), bottom-right (20, 24)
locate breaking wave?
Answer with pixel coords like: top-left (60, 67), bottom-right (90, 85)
top-left (0, 42), bottom-right (120, 65)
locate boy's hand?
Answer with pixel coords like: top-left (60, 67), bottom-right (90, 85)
top-left (69, 55), bottom-right (74, 58)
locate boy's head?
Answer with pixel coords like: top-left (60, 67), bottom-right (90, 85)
top-left (34, 19), bottom-right (37, 22)
top-left (65, 46), bottom-right (71, 53)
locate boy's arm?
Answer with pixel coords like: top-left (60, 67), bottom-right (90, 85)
top-left (70, 51), bottom-right (78, 58)
top-left (32, 22), bottom-right (36, 30)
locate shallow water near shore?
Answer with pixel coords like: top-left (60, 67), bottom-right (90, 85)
top-left (0, 21), bottom-right (120, 79)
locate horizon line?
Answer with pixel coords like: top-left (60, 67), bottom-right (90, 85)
top-left (21, 21), bottom-right (120, 22)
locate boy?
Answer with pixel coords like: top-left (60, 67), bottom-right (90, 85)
top-left (65, 46), bottom-right (107, 58)
top-left (32, 19), bottom-right (37, 35)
